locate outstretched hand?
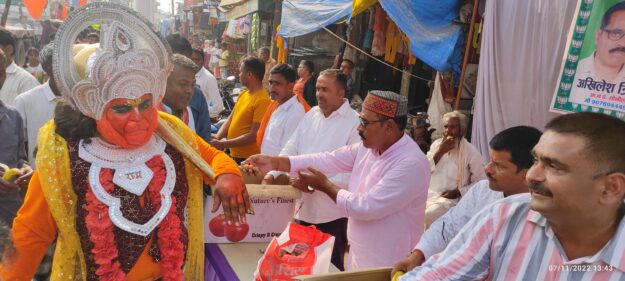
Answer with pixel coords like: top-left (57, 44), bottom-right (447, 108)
top-left (241, 154), bottom-right (274, 176)
top-left (293, 167), bottom-right (330, 194)
top-left (211, 173), bottom-right (252, 224)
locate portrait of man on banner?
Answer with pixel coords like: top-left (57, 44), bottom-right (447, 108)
top-left (552, 0), bottom-right (625, 118)
top-left (571, 2), bottom-right (625, 102)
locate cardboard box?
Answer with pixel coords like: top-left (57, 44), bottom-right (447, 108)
top-left (294, 267), bottom-right (393, 281)
top-left (204, 174), bottom-right (301, 243)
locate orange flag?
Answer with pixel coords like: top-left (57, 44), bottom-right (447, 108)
top-left (61, 1), bottom-right (68, 20)
top-left (23, 0), bottom-right (47, 20)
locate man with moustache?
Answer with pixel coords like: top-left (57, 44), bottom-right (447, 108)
top-left (243, 90), bottom-right (429, 270)
top-left (399, 112), bottom-right (625, 280)
top-left (255, 69), bottom-right (359, 270)
top-left (392, 126), bottom-right (542, 275)
top-left (256, 64), bottom-right (309, 165)
top-left (572, 2), bottom-right (625, 100)
top-left (424, 111), bottom-right (486, 226)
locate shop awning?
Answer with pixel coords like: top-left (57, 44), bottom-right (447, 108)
top-left (219, 0), bottom-right (273, 20)
top-left (278, 0), bottom-right (352, 38)
top-left (379, 0), bottom-right (463, 72)
top-left (5, 23), bottom-right (36, 38)
top-left (278, 0), bottom-right (463, 72)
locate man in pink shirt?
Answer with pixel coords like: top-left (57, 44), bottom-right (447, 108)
top-left (244, 91), bottom-right (430, 270)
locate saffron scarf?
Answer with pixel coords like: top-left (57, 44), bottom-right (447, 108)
top-left (256, 95), bottom-right (311, 147)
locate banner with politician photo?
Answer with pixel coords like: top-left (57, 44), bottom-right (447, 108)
top-left (551, 0), bottom-right (625, 120)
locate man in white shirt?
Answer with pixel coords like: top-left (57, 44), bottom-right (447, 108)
top-left (245, 90), bottom-right (429, 270)
top-left (424, 110), bottom-right (486, 226)
top-left (0, 28), bottom-right (40, 105)
top-left (392, 126), bottom-right (542, 275)
top-left (210, 42), bottom-right (222, 75)
top-left (272, 69), bottom-right (360, 271)
top-left (14, 43), bottom-right (59, 165)
top-left (191, 48), bottom-right (224, 119)
top-left (257, 64), bottom-right (307, 161)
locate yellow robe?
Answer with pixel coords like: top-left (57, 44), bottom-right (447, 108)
top-left (1, 112), bottom-right (241, 280)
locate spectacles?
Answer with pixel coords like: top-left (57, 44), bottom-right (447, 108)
top-left (602, 28), bottom-right (625, 41)
top-left (359, 116), bottom-right (387, 128)
top-left (592, 169), bottom-right (622, 179)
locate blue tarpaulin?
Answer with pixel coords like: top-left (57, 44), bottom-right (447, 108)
top-left (278, 0), bottom-right (352, 38)
top-left (379, 0), bottom-right (463, 73)
top-left (278, 0), bottom-right (463, 73)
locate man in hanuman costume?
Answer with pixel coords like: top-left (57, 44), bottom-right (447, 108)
top-left (0, 3), bottom-right (251, 280)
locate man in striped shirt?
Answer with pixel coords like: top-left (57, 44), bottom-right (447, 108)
top-left (393, 126), bottom-right (542, 275)
top-left (400, 112), bottom-right (625, 280)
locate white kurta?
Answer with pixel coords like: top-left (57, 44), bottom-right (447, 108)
top-left (13, 82), bottom-right (58, 165)
top-left (414, 180), bottom-right (503, 259)
top-left (195, 66), bottom-right (224, 118)
top-left (260, 95), bottom-right (306, 156)
top-left (425, 137), bottom-right (486, 225)
top-left (0, 62), bottom-right (40, 105)
top-left (280, 100), bottom-right (360, 224)
top-left (290, 135), bottom-right (430, 270)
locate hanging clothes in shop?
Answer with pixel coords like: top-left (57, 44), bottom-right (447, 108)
top-left (275, 25), bottom-right (287, 64)
top-left (402, 34), bottom-right (418, 65)
top-left (343, 18), bottom-right (364, 63)
top-left (225, 16), bottom-right (251, 39)
top-left (361, 7), bottom-right (375, 50)
top-left (371, 5), bottom-right (387, 56)
top-left (384, 21), bottom-right (401, 63)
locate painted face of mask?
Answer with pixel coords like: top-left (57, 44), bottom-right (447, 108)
top-left (96, 94), bottom-right (158, 149)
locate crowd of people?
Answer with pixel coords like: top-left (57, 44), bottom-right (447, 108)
top-left (0, 2), bottom-right (624, 281)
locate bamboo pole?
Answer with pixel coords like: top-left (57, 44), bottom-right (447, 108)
top-left (156, 117), bottom-right (301, 199)
top-left (454, 0), bottom-right (480, 110)
top-left (1, 0), bottom-right (12, 27)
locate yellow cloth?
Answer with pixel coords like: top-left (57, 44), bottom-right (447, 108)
top-left (219, 50), bottom-right (230, 67)
top-left (352, 0), bottom-right (378, 17)
top-left (0, 112), bottom-right (241, 280)
top-left (275, 25), bottom-right (287, 64)
top-left (227, 88), bottom-right (271, 158)
top-left (401, 34), bottom-right (417, 65)
top-left (385, 21), bottom-right (402, 63)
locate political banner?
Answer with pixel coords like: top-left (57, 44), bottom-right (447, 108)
top-left (551, 0), bottom-right (625, 120)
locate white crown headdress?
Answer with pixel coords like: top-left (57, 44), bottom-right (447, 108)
top-left (53, 2), bottom-right (172, 119)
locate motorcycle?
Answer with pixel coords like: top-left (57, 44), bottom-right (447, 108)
top-left (212, 76), bottom-right (242, 133)
top-left (406, 112), bottom-right (435, 153)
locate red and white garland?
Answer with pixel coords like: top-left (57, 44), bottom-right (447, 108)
top-left (84, 156), bottom-right (185, 280)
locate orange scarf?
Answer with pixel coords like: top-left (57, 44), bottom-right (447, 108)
top-left (257, 95), bottom-right (311, 147)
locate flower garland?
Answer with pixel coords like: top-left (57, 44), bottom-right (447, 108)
top-left (148, 156), bottom-right (185, 281)
top-left (84, 169), bottom-right (125, 280)
top-left (84, 155), bottom-right (185, 280)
